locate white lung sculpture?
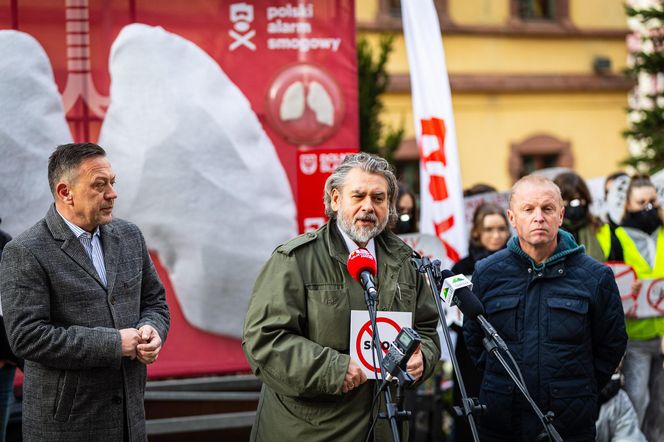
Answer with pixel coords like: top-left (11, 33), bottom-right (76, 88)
top-left (0, 31), bottom-right (73, 236)
top-left (99, 24), bottom-right (297, 336)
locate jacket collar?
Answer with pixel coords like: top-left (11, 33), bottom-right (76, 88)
top-left (508, 229), bottom-right (584, 272)
top-left (45, 204), bottom-right (120, 292)
top-left (325, 220), bottom-right (413, 308)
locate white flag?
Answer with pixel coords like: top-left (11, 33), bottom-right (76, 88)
top-left (402, 0), bottom-right (467, 265)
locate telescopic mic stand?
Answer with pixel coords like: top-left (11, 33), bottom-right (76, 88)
top-left (363, 286), bottom-right (406, 442)
top-left (436, 267), bottom-right (563, 442)
top-left (411, 255), bottom-right (482, 442)
top-left (480, 333), bottom-right (563, 442)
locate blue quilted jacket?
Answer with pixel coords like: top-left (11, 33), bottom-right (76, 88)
top-left (463, 230), bottom-right (627, 441)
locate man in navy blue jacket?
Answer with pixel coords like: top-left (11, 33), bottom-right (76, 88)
top-left (463, 175), bottom-right (627, 441)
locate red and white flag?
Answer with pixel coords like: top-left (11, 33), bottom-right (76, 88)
top-left (402, 0), bottom-right (467, 265)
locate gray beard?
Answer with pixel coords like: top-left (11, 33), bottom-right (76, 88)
top-left (336, 212), bottom-right (388, 245)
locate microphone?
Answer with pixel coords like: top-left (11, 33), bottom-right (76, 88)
top-left (439, 270), bottom-right (508, 351)
top-left (347, 248), bottom-right (378, 298)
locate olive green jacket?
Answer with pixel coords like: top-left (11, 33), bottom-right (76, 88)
top-left (242, 222), bottom-right (441, 441)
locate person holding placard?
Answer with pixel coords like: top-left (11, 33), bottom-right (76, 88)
top-left (243, 153), bottom-right (440, 442)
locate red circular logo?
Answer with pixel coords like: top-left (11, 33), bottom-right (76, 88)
top-left (355, 317), bottom-right (402, 372)
top-left (265, 63), bottom-right (344, 146)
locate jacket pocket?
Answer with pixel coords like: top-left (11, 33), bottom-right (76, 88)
top-left (53, 370), bottom-right (79, 422)
top-left (479, 374), bottom-right (515, 431)
top-left (548, 378), bottom-right (596, 437)
top-left (306, 286), bottom-right (349, 351)
top-left (485, 296), bottom-right (520, 341)
top-left (546, 297), bottom-right (588, 344)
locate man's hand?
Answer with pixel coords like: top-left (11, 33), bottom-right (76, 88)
top-left (120, 328), bottom-right (141, 359)
top-left (136, 324), bottom-right (163, 365)
top-left (342, 359), bottom-right (368, 393)
top-left (406, 346), bottom-right (424, 382)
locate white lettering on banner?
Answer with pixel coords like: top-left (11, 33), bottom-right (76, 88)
top-left (267, 20), bottom-right (312, 34)
top-left (264, 3), bottom-right (342, 53)
top-left (319, 153), bottom-right (347, 173)
top-left (299, 153), bottom-right (318, 175)
top-left (607, 262), bottom-right (664, 318)
top-left (266, 3), bottom-right (314, 21)
top-left (229, 3), bottom-right (256, 51)
top-left (349, 311), bottom-right (412, 379)
top-left (267, 38), bottom-right (341, 52)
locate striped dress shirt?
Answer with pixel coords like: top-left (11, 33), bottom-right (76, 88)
top-left (57, 211), bottom-right (107, 287)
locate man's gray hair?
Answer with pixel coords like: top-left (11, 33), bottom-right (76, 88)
top-left (323, 152), bottom-right (398, 223)
top-left (48, 142), bottom-right (106, 195)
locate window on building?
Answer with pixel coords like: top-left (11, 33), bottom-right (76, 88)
top-left (376, 0), bottom-right (451, 28)
top-left (518, 0), bottom-right (555, 20)
top-left (510, 0), bottom-right (569, 27)
top-left (386, 0), bottom-right (401, 18)
top-left (521, 153), bottom-right (560, 176)
top-left (509, 134), bottom-right (573, 182)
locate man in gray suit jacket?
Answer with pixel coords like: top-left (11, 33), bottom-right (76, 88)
top-left (0, 143), bottom-right (170, 442)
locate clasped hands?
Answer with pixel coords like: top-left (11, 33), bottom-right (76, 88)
top-left (120, 325), bottom-right (162, 365)
top-left (342, 346), bottom-right (423, 393)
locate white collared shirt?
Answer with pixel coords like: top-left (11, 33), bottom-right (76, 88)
top-left (338, 225), bottom-right (377, 259)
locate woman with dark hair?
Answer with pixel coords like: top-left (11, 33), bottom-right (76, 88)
top-left (449, 202), bottom-right (510, 442)
top-left (393, 182), bottom-right (418, 234)
top-left (553, 171), bottom-right (606, 261)
top-left (452, 203), bottom-right (510, 275)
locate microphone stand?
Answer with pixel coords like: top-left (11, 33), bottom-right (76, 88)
top-left (364, 287), bottom-right (402, 442)
top-left (412, 256), bottom-right (482, 442)
top-left (480, 333), bottom-right (563, 442)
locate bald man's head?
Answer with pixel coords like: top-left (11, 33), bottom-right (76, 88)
top-left (509, 175), bottom-right (563, 210)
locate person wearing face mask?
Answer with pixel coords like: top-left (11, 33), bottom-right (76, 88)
top-left (393, 183), bottom-right (418, 234)
top-left (597, 174), bottom-right (664, 442)
top-left (449, 203), bottom-right (510, 442)
top-left (553, 172), bottom-right (607, 262)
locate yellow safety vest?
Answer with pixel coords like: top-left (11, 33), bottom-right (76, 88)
top-left (597, 224), bottom-right (664, 340)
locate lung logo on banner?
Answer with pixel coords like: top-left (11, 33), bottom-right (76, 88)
top-left (266, 63), bottom-right (344, 146)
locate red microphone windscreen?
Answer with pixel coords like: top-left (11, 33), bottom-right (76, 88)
top-left (347, 248), bottom-right (377, 282)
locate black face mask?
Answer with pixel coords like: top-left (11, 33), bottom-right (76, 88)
top-left (622, 207), bottom-right (662, 235)
top-left (394, 213), bottom-right (416, 234)
top-left (563, 204), bottom-right (588, 231)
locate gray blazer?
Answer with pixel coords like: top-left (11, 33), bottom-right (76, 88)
top-left (0, 205), bottom-right (170, 442)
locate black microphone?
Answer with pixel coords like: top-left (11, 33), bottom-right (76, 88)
top-left (440, 269), bottom-right (508, 352)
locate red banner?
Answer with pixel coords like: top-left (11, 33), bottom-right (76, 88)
top-left (1, 0), bottom-right (358, 378)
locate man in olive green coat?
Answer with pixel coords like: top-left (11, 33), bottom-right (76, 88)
top-left (243, 153), bottom-right (441, 441)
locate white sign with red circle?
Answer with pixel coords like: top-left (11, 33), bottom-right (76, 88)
top-left (349, 310), bottom-right (412, 379)
top-left (606, 262), bottom-right (664, 318)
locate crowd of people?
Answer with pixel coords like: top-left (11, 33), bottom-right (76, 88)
top-left (1, 144), bottom-right (663, 441)
top-left (439, 169), bottom-right (662, 441)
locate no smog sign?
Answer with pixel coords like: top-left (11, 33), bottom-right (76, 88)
top-left (349, 310), bottom-right (412, 379)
